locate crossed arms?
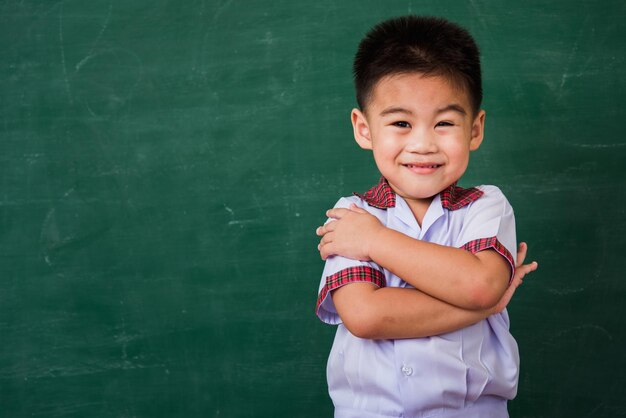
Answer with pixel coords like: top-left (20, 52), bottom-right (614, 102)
top-left (316, 205), bottom-right (538, 340)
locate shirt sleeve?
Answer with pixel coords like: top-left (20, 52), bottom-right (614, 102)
top-left (455, 185), bottom-right (517, 282)
top-left (315, 197), bottom-right (386, 325)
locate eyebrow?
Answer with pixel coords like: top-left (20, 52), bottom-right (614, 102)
top-left (379, 107), bottom-right (414, 117)
top-left (436, 104), bottom-right (467, 116)
top-left (379, 104), bottom-right (468, 117)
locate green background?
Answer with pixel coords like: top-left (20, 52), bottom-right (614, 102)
top-left (1, 0), bottom-right (625, 416)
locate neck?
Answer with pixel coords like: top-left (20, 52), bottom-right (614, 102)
top-left (404, 196), bottom-right (434, 226)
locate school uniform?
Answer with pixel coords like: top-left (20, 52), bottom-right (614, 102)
top-left (317, 178), bottom-right (519, 418)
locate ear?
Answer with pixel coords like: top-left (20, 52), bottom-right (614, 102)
top-left (469, 109), bottom-right (486, 151)
top-left (351, 108), bottom-right (373, 150)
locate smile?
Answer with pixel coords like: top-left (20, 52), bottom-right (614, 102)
top-left (402, 163), bottom-right (443, 175)
top-left (404, 164), bottom-right (442, 169)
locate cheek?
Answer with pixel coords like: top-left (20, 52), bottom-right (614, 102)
top-left (371, 147), bottom-right (399, 179)
top-left (457, 157), bottom-right (470, 173)
top-left (372, 141), bottom-right (399, 162)
top-left (447, 143), bottom-right (471, 167)
top-left (372, 149), bottom-right (389, 170)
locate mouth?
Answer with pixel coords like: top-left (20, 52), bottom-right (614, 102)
top-left (403, 163), bottom-right (443, 174)
top-left (403, 163), bottom-right (442, 169)
top-left (404, 164), bottom-right (441, 168)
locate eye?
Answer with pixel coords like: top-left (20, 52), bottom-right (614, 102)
top-left (392, 121), bottom-right (411, 128)
top-left (435, 121), bottom-right (454, 128)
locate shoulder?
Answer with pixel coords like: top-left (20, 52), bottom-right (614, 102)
top-left (456, 185), bottom-right (516, 236)
top-left (332, 195), bottom-right (363, 209)
top-left (331, 195), bottom-right (386, 214)
top-left (475, 184), bottom-right (505, 197)
top-left (451, 185), bottom-right (515, 225)
top-left (472, 185), bottom-right (513, 209)
top-left (328, 195), bottom-right (389, 226)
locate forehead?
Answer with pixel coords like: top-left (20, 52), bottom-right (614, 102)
top-left (366, 72), bottom-right (472, 115)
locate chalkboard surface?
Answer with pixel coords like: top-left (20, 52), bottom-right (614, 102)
top-left (1, 1), bottom-right (625, 417)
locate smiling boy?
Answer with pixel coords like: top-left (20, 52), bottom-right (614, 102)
top-left (315, 16), bottom-right (536, 417)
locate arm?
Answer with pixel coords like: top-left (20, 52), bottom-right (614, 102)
top-left (333, 284), bottom-right (489, 339)
top-left (332, 243), bottom-right (536, 339)
top-left (372, 228), bottom-right (509, 309)
top-left (318, 205), bottom-right (527, 310)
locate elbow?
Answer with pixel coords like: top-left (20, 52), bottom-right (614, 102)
top-left (342, 308), bottom-right (383, 339)
top-left (467, 275), bottom-right (506, 310)
top-left (469, 291), bottom-right (500, 311)
top-left (345, 320), bottom-right (378, 339)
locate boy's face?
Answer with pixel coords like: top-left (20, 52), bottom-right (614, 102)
top-left (351, 72), bottom-right (485, 211)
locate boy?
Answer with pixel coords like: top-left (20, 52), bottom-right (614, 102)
top-left (315, 16), bottom-right (537, 417)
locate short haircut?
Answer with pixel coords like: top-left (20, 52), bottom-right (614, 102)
top-left (353, 16), bottom-right (482, 114)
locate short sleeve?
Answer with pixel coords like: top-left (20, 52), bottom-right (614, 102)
top-left (315, 197), bottom-right (386, 325)
top-left (455, 186), bottom-right (517, 281)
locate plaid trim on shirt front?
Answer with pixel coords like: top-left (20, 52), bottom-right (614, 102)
top-left (354, 177), bottom-right (483, 211)
top-left (316, 266), bottom-right (386, 316)
top-left (462, 236), bottom-right (516, 282)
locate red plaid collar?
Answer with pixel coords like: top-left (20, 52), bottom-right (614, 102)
top-left (354, 177), bottom-right (483, 211)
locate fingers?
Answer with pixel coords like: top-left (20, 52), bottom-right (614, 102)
top-left (316, 220), bottom-right (336, 236)
top-left (514, 261), bottom-right (538, 282)
top-left (515, 241), bottom-right (538, 278)
top-left (319, 233), bottom-right (332, 245)
top-left (326, 208), bottom-right (350, 220)
top-left (318, 241), bottom-right (335, 260)
top-left (316, 215), bottom-right (339, 259)
top-left (321, 205), bottom-right (368, 234)
top-left (521, 261), bottom-right (538, 275)
top-left (516, 242), bottom-right (528, 267)
top-left (317, 230), bottom-right (335, 259)
top-left (317, 242), bottom-right (326, 259)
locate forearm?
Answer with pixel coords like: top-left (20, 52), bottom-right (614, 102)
top-left (370, 228), bottom-right (509, 309)
top-left (332, 283), bottom-right (493, 340)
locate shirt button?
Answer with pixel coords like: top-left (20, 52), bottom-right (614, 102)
top-left (401, 365), bottom-right (413, 376)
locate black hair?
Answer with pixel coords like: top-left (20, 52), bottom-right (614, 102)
top-left (354, 16), bottom-right (482, 114)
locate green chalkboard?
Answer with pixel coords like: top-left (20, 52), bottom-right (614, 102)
top-left (1, 1), bottom-right (625, 417)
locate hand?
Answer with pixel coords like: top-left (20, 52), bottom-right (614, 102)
top-left (316, 204), bottom-right (384, 261)
top-left (491, 242), bottom-right (538, 314)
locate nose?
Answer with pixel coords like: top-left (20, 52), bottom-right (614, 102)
top-left (405, 129), bottom-right (437, 154)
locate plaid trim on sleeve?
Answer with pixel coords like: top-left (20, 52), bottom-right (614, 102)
top-left (316, 266), bottom-right (386, 317)
top-left (461, 236), bottom-right (516, 282)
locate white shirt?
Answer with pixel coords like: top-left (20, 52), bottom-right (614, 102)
top-left (317, 179), bottom-right (519, 418)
